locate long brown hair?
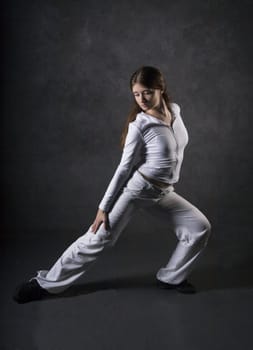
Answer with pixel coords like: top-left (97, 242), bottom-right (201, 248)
top-left (120, 66), bottom-right (173, 148)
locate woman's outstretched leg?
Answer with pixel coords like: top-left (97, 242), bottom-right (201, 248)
top-left (33, 225), bottom-right (115, 294)
top-left (13, 191), bottom-right (139, 302)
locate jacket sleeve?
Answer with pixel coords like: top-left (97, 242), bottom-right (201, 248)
top-left (98, 123), bottom-right (144, 212)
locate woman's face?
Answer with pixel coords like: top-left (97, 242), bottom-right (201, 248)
top-left (132, 83), bottom-right (163, 112)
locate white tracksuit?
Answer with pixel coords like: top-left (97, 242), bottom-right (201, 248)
top-left (32, 103), bottom-right (211, 293)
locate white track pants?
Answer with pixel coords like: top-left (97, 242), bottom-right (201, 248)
top-left (32, 171), bottom-right (211, 293)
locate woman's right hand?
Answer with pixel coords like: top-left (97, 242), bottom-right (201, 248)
top-left (91, 208), bottom-right (108, 234)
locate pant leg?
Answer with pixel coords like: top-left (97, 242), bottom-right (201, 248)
top-left (33, 191), bottom-right (139, 294)
top-left (145, 189), bottom-right (211, 284)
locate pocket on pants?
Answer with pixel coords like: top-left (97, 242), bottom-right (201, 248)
top-left (124, 171), bottom-right (152, 193)
top-left (124, 171), bottom-right (163, 200)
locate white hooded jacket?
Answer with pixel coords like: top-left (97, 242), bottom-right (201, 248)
top-left (98, 102), bottom-right (189, 212)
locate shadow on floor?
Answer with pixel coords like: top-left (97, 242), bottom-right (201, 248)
top-left (40, 267), bottom-right (253, 302)
top-left (43, 273), bottom-right (156, 301)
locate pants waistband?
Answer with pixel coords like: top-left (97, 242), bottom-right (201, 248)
top-left (137, 170), bottom-right (174, 191)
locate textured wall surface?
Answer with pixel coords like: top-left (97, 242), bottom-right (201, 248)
top-left (3, 0), bottom-right (253, 247)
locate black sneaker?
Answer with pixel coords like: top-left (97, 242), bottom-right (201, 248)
top-left (13, 279), bottom-right (51, 304)
top-left (157, 279), bottom-right (196, 294)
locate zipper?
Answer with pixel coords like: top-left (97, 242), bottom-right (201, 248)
top-left (167, 125), bottom-right (179, 164)
top-left (142, 111), bottom-right (179, 160)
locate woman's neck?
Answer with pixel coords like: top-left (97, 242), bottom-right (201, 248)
top-left (145, 105), bottom-right (172, 125)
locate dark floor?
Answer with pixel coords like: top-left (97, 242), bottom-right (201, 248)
top-left (1, 229), bottom-right (253, 350)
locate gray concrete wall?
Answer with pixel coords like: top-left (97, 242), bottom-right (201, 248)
top-left (3, 0), bottom-right (253, 245)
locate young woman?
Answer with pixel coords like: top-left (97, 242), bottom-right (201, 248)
top-left (13, 66), bottom-right (211, 303)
